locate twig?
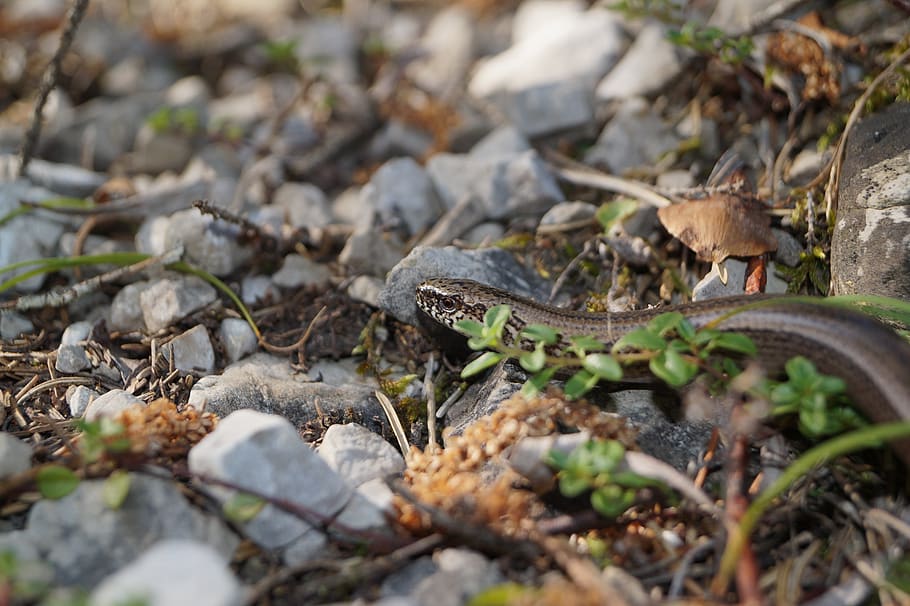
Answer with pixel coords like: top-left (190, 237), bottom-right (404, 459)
top-left (259, 305), bottom-right (327, 354)
top-left (18, 0), bottom-right (91, 177)
top-left (423, 352), bottom-right (437, 453)
top-left (375, 391), bottom-right (410, 455)
top-left (548, 164), bottom-right (673, 209)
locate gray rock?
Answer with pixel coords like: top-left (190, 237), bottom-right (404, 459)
top-left (378, 245), bottom-right (548, 327)
top-left (346, 275), bottom-right (385, 307)
top-left (339, 227), bottom-right (404, 277)
top-left (154, 209), bottom-right (252, 277)
top-left (66, 385), bottom-right (99, 418)
top-left (90, 540), bottom-right (244, 606)
top-left (0, 154), bottom-right (105, 197)
top-left (0, 180), bottom-right (69, 292)
top-left (831, 103), bottom-right (910, 299)
top-left (54, 321), bottom-right (92, 374)
top-left (771, 228), bottom-right (802, 267)
top-left (787, 148), bottom-right (828, 184)
top-left (426, 150), bottom-right (562, 220)
top-left (188, 353), bottom-right (388, 434)
top-left (468, 3), bottom-right (626, 136)
top-left (108, 281), bottom-right (151, 333)
top-left (318, 423), bottom-right (405, 488)
top-left (271, 254), bottom-right (331, 289)
top-left (23, 474), bottom-right (238, 587)
top-left (469, 125), bottom-right (531, 160)
top-left (161, 325), bottom-right (216, 373)
top-left (272, 182), bottom-right (332, 229)
top-left (596, 21), bottom-right (689, 101)
top-left (585, 97), bottom-right (681, 174)
top-left (692, 260), bottom-right (787, 300)
top-left (656, 169), bottom-right (696, 189)
top-left (0, 531), bottom-right (54, 594)
top-left (408, 6), bottom-right (475, 99)
top-left (140, 275), bottom-right (218, 333)
top-left (0, 433), bottom-right (32, 479)
top-left (189, 410), bottom-right (389, 563)
top-left (539, 201), bottom-right (597, 226)
top-left (241, 275), bottom-right (278, 306)
top-left (121, 131), bottom-right (194, 175)
top-left (443, 361), bottom-right (525, 438)
top-left (0, 310), bottom-right (34, 339)
top-left (362, 158), bottom-right (443, 236)
top-left (383, 549), bottom-right (503, 606)
top-left (368, 121), bottom-right (434, 160)
top-left (219, 318), bottom-right (258, 364)
top-left (460, 222), bottom-right (505, 245)
top-left (83, 389), bottom-right (144, 421)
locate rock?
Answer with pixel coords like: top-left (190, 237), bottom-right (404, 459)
top-left (161, 325), bottom-right (216, 373)
top-left (189, 410), bottom-right (390, 563)
top-left (831, 102), bottom-right (910, 299)
top-left (272, 182), bottom-right (332, 229)
top-left (584, 97), bottom-right (680, 174)
top-left (188, 353), bottom-right (388, 433)
top-left (0, 310), bottom-right (34, 339)
top-left (140, 275), bottom-right (218, 333)
top-left (332, 186), bottom-right (375, 230)
top-left (469, 125), bottom-right (531, 160)
top-left (271, 254), bottom-right (331, 289)
top-left (120, 131), bottom-right (195, 175)
top-left (367, 121), bottom-right (434, 161)
top-left (460, 222), bottom-right (505, 245)
top-left (692, 260), bottom-right (787, 300)
top-left (66, 385), bottom-right (99, 418)
top-left (539, 201), bottom-right (597, 226)
top-left (443, 361), bottom-right (525, 437)
top-left (362, 157), bottom-right (444, 237)
top-left (0, 180), bottom-right (69, 292)
top-left (595, 21), bottom-right (689, 101)
top-left (408, 6), bottom-right (475, 98)
top-left (108, 281), bottom-right (151, 333)
top-left (23, 474), bottom-right (238, 587)
top-left (382, 549), bottom-right (504, 606)
top-left (219, 318), bottom-right (258, 364)
top-left (90, 540), bottom-right (244, 606)
top-left (241, 275), bottom-right (279, 305)
top-left (83, 389), bottom-right (144, 421)
top-left (346, 275), bottom-right (385, 307)
top-left (0, 154), bottom-right (105, 197)
top-left (150, 208), bottom-right (253, 276)
top-left (468, 2), bottom-right (626, 135)
top-left (0, 433), bottom-right (32, 479)
top-left (54, 321), bottom-right (92, 374)
top-left (338, 227), bottom-right (404, 277)
top-left (771, 228), bottom-right (802, 267)
top-left (378, 245), bottom-right (548, 327)
top-left (425, 150), bottom-right (562, 220)
top-left (318, 423), bottom-right (405, 488)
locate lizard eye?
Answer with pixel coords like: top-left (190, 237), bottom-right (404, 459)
top-left (439, 296), bottom-right (457, 313)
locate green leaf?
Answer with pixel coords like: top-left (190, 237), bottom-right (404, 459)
top-left (461, 352), bottom-right (504, 378)
top-left (103, 470), bottom-right (131, 509)
top-left (565, 369), bottom-right (600, 399)
top-left (522, 367), bottom-right (558, 397)
top-left (519, 343), bottom-right (547, 373)
top-left (520, 324), bottom-right (558, 345)
top-left (648, 312), bottom-right (684, 336)
top-left (483, 305), bottom-right (511, 331)
top-left (36, 466), bottom-right (79, 500)
top-left (590, 485), bottom-right (635, 518)
top-left (454, 320), bottom-right (484, 339)
top-left (706, 333), bottom-right (757, 356)
top-left (785, 356), bottom-right (816, 384)
top-left (467, 583), bottom-right (536, 606)
top-left (582, 353), bottom-right (623, 381)
top-left (612, 328), bottom-right (667, 353)
top-left (595, 198), bottom-right (638, 232)
top-left (569, 335), bottom-right (606, 354)
top-left (223, 492), bottom-right (266, 523)
top-left (559, 471), bottom-right (592, 497)
top-left (649, 349), bottom-right (698, 387)
top-left (545, 448), bottom-right (570, 470)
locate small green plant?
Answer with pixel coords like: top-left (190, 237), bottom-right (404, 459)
top-left (776, 246), bottom-right (830, 295)
top-left (223, 493), bottom-right (266, 523)
top-left (260, 39), bottom-right (300, 72)
top-left (35, 465), bottom-right (80, 499)
top-left (546, 440), bottom-right (666, 517)
top-left (667, 23), bottom-right (754, 64)
top-left (145, 107), bottom-right (201, 136)
top-left (76, 417), bottom-right (132, 463)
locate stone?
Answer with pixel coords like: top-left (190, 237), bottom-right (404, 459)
top-left (90, 540), bottom-right (243, 606)
top-left (362, 157), bottom-right (443, 236)
top-left (596, 21), bottom-right (689, 101)
top-left (408, 6), bottom-right (475, 98)
top-left (66, 385), bottom-right (99, 418)
top-left (692, 260), bottom-right (787, 300)
top-left (161, 325), bottom-right (216, 373)
top-left (158, 209), bottom-right (253, 277)
top-left (0, 433), bottom-right (32, 480)
top-left (272, 182), bottom-right (332, 229)
top-left (539, 201), bottom-right (597, 226)
top-left (271, 254), bottom-right (331, 289)
top-left (338, 227), bottom-right (404, 277)
top-left (54, 321), bottom-right (92, 374)
top-left (346, 275), bottom-right (385, 307)
top-left (23, 474), bottom-right (238, 587)
top-left (584, 97), bottom-right (680, 174)
top-left (139, 275), bottom-right (218, 333)
top-left (0, 154), bottom-right (105, 198)
top-left (241, 275), bottom-right (279, 306)
top-left (108, 281), bottom-right (151, 333)
top-left (83, 389), bottom-right (144, 421)
top-left (0, 310), bottom-right (34, 339)
top-left (218, 318), bottom-right (258, 364)
top-left (318, 423), bottom-right (405, 488)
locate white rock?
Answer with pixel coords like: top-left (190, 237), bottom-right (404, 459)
top-left (240, 274), bottom-right (278, 305)
top-left (162, 325), bottom-right (215, 373)
top-left (84, 389), bottom-right (144, 421)
top-left (271, 254), bottom-right (331, 289)
top-left (0, 310), bottom-right (34, 339)
top-left (596, 21), bottom-right (689, 101)
top-left (66, 385), bottom-right (99, 418)
top-left (272, 182), bottom-right (332, 229)
top-left (584, 97), bottom-right (680, 174)
top-left (338, 227), bottom-right (404, 277)
top-left (219, 318), bottom-right (258, 364)
top-left (363, 158), bottom-right (443, 236)
top-left (90, 540), bottom-right (244, 606)
top-left (0, 433), bottom-right (32, 479)
top-left (140, 275), bottom-right (218, 333)
top-left (318, 423), bottom-right (405, 488)
top-left (409, 6), bottom-right (475, 98)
